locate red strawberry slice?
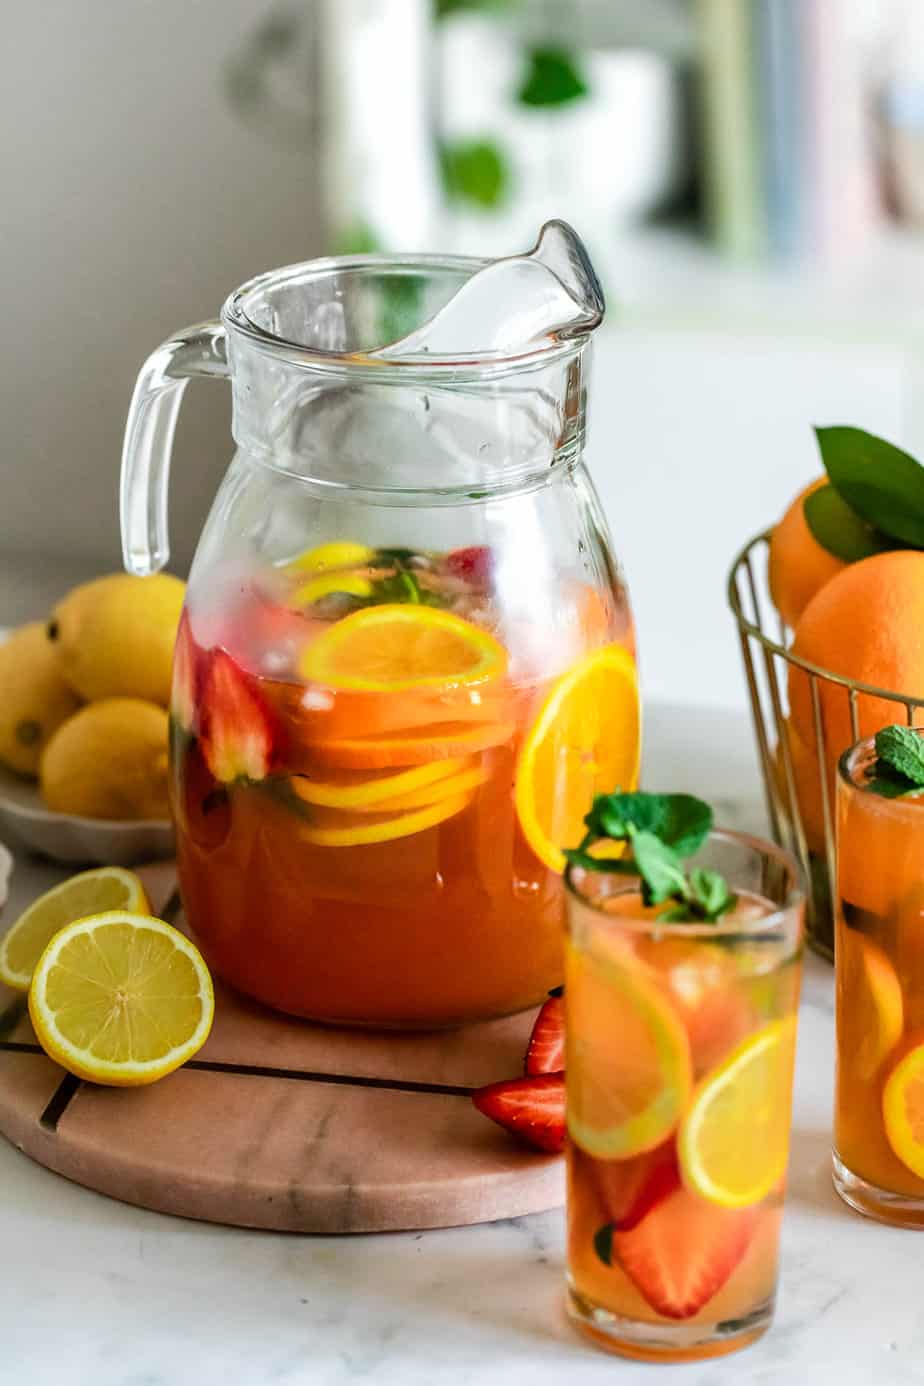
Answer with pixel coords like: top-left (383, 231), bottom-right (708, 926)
top-left (472, 1071), bottom-right (565, 1153)
top-left (612, 1187), bottom-right (758, 1320)
top-left (200, 649), bottom-right (276, 784)
top-left (445, 545), bottom-right (494, 586)
top-left (594, 1139), bottom-right (681, 1232)
top-left (525, 993), bottom-right (565, 1075)
top-left (171, 611), bottom-right (202, 734)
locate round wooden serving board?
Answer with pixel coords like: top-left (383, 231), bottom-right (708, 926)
top-left (0, 862), bottom-right (563, 1233)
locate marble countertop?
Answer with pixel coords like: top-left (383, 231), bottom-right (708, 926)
top-left (1, 704), bottom-right (921, 1386)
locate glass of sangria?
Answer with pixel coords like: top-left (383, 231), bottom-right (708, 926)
top-left (834, 727), bottom-right (924, 1227)
top-left (565, 829), bottom-right (804, 1362)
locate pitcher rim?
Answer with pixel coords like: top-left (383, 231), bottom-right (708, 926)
top-left (221, 252), bottom-right (596, 378)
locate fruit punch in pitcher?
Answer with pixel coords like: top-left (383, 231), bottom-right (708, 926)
top-left (835, 727), bottom-right (924, 1227)
top-left (564, 805), bottom-right (803, 1362)
top-left (121, 225), bottom-right (641, 1025)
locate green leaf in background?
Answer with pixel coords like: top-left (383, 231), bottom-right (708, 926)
top-left (803, 484), bottom-right (896, 563)
top-left (815, 426), bottom-right (924, 548)
top-left (438, 138), bottom-right (510, 209)
top-left (378, 275), bottom-right (424, 346)
top-left (332, 220), bottom-right (382, 256)
top-left (517, 46), bottom-right (590, 107)
top-left (435, 0), bottom-right (512, 18)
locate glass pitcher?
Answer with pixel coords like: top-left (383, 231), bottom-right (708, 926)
top-left (120, 246), bottom-right (638, 1027)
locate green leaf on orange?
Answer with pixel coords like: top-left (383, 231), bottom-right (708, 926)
top-left (803, 483), bottom-right (896, 562)
top-left (814, 426), bottom-right (924, 548)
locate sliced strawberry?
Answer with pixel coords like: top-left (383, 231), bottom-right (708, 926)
top-left (171, 611), bottom-right (203, 734)
top-left (200, 649), bottom-right (276, 783)
top-left (525, 993), bottom-right (565, 1075)
top-left (445, 545), bottom-right (494, 586)
top-left (594, 1139), bottom-right (681, 1232)
top-left (472, 1072), bottom-right (565, 1153)
top-left (612, 1187), bottom-right (758, 1320)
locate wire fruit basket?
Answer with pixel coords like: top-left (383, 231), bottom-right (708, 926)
top-left (728, 532), bottom-right (924, 960)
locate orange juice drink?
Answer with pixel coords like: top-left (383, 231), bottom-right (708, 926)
top-left (834, 728), bottom-right (924, 1226)
top-left (170, 547), bottom-right (638, 1025)
top-left (565, 832), bottom-right (803, 1362)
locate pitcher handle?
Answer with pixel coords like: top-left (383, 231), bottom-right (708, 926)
top-left (120, 320), bottom-right (229, 576)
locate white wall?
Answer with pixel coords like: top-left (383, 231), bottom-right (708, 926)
top-left (0, 0), bottom-right (322, 574)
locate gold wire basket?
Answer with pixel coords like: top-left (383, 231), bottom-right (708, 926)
top-left (728, 532), bottom-right (924, 960)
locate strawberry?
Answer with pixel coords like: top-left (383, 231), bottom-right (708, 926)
top-left (611, 1187), bottom-right (758, 1320)
top-left (593, 1139), bottom-right (681, 1232)
top-left (200, 649), bottom-right (276, 783)
top-left (472, 1072), bottom-right (565, 1153)
top-left (525, 992), bottom-right (565, 1075)
top-left (445, 545), bottom-right (494, 586)
top-left (171, 611), bottom-right (202, 734)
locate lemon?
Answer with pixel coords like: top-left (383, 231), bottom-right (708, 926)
top-left (48, 573), bottom-right (185, 704)
top-left (0, 866), bottom-right (148, 991)
top-left (29, 911), bottom-right (214, 1086)
top-left (678, 1017), bottom-right (798, 1209)
top-left (0, 623), bottom-right (82, 776)
top-left (40, 699), bottom-right (170, 820)
top-left (284, 541), bottom-right (375, 575)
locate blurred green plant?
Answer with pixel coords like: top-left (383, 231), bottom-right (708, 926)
top-left (439, 138), bottom-right (511, 209)
top-left (517, 46), bottom-right (589, 106)
top-left (434, 0), bottom-right (513, 18)
top-left (332, 220), bottom-right (382, 256)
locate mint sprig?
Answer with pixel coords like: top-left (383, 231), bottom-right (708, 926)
top-left (564, 791), bottom-right (736, 923)
top-left (868, 725), bottom-right (924, 799)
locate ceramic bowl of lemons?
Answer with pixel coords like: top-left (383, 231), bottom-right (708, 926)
top-left (0, 574), bottom-right (184, 865)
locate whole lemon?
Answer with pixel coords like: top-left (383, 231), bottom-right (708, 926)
top-left (40, 699), bottom-right (170, 820)
top-left (0, 623), bottom-right (82, 776)
top-left (48, 574), bottom-right (185, 705)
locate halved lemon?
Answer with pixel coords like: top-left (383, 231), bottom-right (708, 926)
top-left (29, 911), bottom-right (214, 1086)
top-left (291, 756), bottom-right (469, 810)
top-left (515, 643), bottom-right (640, 874)
top-left (299, 605), bottom-right (507, 692)
top-left (300, 791), bottom-right (473, 847)
top-left (565, 939), bottom-right (693, 1159)
top-left (0, 867), bottom-right (149, 992)
top-left (678, 1016), bottom-right (798, 1209)
top-left (839, 933), bottom-right (904, 1081)
top-left (883, 1040), bottom-right (924, 1179)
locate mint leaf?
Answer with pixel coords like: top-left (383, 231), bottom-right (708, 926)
top-left (593, 1224), bottom-right (614, 1267)
top-left (582, 792), bottom-right (712, 857)
top-left (517, 47), bottom-right (589, 107)
top-left (439, 139), bottom-right (510, 209)
top-left (875, 724), bottom-right (924, 788)
top-left (629, 829), bottom-right (687, 905)
top-left (803, 484), bottom-right (896, 563)
top-left (689, 868), bottom-right (737, 921)
top-left (815, 426), bottom-right (924, 549)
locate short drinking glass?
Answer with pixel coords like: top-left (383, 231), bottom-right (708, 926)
top-left (564, 830), bottom-right (804, 1362)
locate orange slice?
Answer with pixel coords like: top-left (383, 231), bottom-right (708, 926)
top-left (515, 643), bottom-right (640, 873)
top-left (290, 757), bottom-right (468, 810)
top-left (299, 604), bottom-right (507, 692)
top-left (565, 938), bottom-right (692, 1159)
top-left (883, 1040), bottom-right (924, 1179)
top-left (838, 932), bottom-right (904, 1081)
top-left (678, 1017), bottom-right (798, 1209)
top-left (299, 791), bottom-right (473, 847)
top-left (300, 720), bottom-right (515, 771)
top-left (349, 762), bottom-right (490, 813)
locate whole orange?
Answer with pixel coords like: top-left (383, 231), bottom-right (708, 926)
top-left (789, 551), bottom-right (924, 759)
top-left (768, 479), bottom-right (846, 632)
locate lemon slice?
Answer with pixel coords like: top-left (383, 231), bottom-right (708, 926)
top-left (29, 912), bottom-right (214, 1086)
top-left (0, 867), bottom-right (148, 992)
top-left (883, 1042), bottom-right (924, 1180)
top-left (284, 541), bottom-right (375, 575)
top-left (515, 643), bottom-right (640, 874)
top-left (291, 756), bottom-right (469, 809)
top-left (566, 939), bottom-right (692, 1159)
top-left (300, 791), bottom-right (473, 847)
top-left (678, 1016), bottom-right (798, 1209)
top-left (840, 932), bottom-right (904, 1081)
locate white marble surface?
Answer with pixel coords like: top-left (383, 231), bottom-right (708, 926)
top-left (1, 705), bottom-right (922, 1386)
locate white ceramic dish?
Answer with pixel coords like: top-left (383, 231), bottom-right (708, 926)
top-left (0, 763), bottom-right (174, 867)
top-left (0, 841), bottom-right (11, 907)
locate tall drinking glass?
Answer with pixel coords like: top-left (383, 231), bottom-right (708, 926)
top-left (564, 830), bottom-right (804, 1362)
top-left (834, 732), bottom-right (924, 1227)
